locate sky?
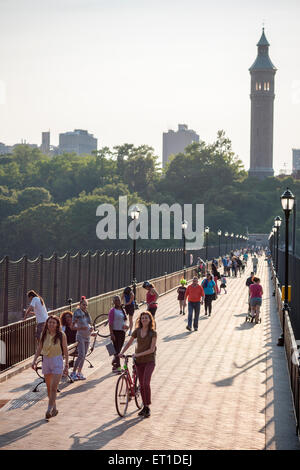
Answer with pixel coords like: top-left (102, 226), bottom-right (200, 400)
top-left (0, 0), bottom-right (299, 174)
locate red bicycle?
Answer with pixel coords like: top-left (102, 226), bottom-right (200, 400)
top-left (115, 355), bottom-right (143, 417)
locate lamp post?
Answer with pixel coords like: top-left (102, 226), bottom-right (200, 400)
top-left (225, 232), bottom-right (229, 255)
top-left (272, 226), bottom-right (276, 260)
top-left (205, 226), bottom-right (209, 264)
top-left (274, 216), bottom-right (282, 274)
top-left (182, 220), bottom-right (188, 279)
top-left (278, 188), bottom-right (295, 346)
top-left (130, 205), bottom-right (140, 309)
top-left (231, 233), bottom-right (234, 252)
top-left (218, 229), bottom-right (222, 257)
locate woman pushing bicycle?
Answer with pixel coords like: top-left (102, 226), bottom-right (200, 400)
top-left (119, 311), bottom-right (157, 418)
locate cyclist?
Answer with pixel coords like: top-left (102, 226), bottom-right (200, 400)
top-left (119, 311), bottom-right (157, 418)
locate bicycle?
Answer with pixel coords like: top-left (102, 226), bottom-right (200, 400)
top-left (115, 354), bottom-right (143, 417)
top-left (93, 313), bottom-right (110, 338)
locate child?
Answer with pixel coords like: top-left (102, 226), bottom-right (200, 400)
top-left (177, 279), bottom-right (187, 314)
top-left (220, 275), bottom-right (227, 294)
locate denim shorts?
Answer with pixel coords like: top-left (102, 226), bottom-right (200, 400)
top-left (250, 297), bottom-right (262, 307)
top-left (42, 355), bottom-right (63, 375)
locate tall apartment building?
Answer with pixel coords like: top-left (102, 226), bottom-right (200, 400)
top-left (292, 148), bottom-right (300, 179)
top-left (41, 131), bottom-right (50, 154)
top-left (162, 124), bottom-right (199, 167)
top-left (59, 129), bottom-right (97, 155)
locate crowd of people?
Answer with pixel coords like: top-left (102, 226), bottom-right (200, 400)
top-left (26, 246), bottom-right (265, 422)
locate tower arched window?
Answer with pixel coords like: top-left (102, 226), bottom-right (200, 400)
top-left (258, 83), bottom-right (262, 91)
top-left (267, 82), bottom-right (270, 91)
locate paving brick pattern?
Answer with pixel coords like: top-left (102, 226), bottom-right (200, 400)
top-left (0, 257), bottom-right (299, 450)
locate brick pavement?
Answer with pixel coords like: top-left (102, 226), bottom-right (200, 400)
top-left (0, 257), bottom-right (299, 450)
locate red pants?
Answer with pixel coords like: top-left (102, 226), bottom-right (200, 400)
top-left (136, 361), bottom-right (155, 406)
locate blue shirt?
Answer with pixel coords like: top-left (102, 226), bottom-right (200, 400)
top-left (201, 279), bottom-right (216, 295)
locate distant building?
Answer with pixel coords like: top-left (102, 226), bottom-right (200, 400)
top-left (41, 131), bottom-right (50, 154)
top-left (248, 233), bottom-right (269, 247)
top-left (0, 143), bottom-right (12, 155)
top-left (59, 129), bottom-right (97, 155)
top-left (292, 149), bottom-right (300, 179)
top-left (162, 124), bottom-right (199, 167)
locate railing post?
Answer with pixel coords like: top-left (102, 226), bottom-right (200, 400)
top-left (96, 250), bottom-right (100, 295)
top-left (3, 256), bottom-right (9, 326)
top-left (39, 254), bottom-right (44, 297)
top-left (22, 255), bottom-right (28, 313)
top-left (53, 253), bottom-right (58, 310)
top-left (87, 250), bottom-right (91, 298)
top-left (104, 250), bottom-right (108, 293)
top-left (77, 251), bottom-right (82, 300)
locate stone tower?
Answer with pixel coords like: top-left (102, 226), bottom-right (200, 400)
top-left (249, 29), bottom-right (277, 179)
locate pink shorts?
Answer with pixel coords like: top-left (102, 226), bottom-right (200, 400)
top-left (42, 355), bottom-right (63, 375)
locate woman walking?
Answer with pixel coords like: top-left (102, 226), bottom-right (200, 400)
top-left (143, 282), bottom-right (159, 318)
top-left (201, 273), bottom-right (217, 317)
top-left (109, 295), bottom-right (129, 372)
top-left (121, 286), bottom-right (135, 336)
top-left (31, 315), bottom-right (68, 420)
top-left (249, 277), bottom-right (263, 323)
top-left (24, 290), bottom-right (48, 343)
top-left (70, 296), bottom-right (94, 381)
top-left (119, 311), bottom-right (157, 418)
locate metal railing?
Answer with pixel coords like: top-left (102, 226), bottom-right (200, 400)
top-left (270, 261), bottom-right (300, 435)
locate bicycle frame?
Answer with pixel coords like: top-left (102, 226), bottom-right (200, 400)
top-left (122, 356), bottom-right (137, 397)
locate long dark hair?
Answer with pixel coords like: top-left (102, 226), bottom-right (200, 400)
top-left (60, 310), bottom-right (73, 327)
top-left (40, 315), bottom-right (62, 347)
top-left (27, 290), bottom-right (45, 306)
top-left (135, 311), bottom-right (156, 332)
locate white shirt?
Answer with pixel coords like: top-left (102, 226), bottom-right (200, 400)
top-left (30, 297), bottom-right (48, 324)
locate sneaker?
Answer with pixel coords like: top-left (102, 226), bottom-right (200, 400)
top-left (70, 371), bottom-right (78, 381)
top-left (186, 326), bottom-right (191, 331)
top-left (138, 406), bottom-right (146, 416)
top-left (182, 311), bottom-right (185, 315)
top-left (45, 409), bottom-right (52, 420)
top-left (51, 409), bottom-right (58, 417)
top-left (77, 373), bottom-right (86, 380)
top-left (128, 330), bottom-right (132, 336)
top-left (143, 407), bottom-right (151, 418)
top-left (112, 367), bottom-right (119, 373)
top-left (194, 328), bottom-right (198, 331)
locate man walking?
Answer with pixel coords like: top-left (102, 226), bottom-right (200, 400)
top-left (252, 255), bottom-right (258, 275)
top-left (246, 272), bottom-right (255, 314)
top-left (184, 277), bottom-right (205, 332)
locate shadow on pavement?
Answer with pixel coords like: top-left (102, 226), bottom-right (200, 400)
top-left (162, 315), bottom-right (179, 321)
top-left (57, 373), bottom-right (112, 399)
top-left (0, 419), bottom-right (46, 448)
top-left (163, 332), bottom-right (191, 342)
top-left (212, 353), bottom-right (266, 387)
top-left (69, 415), bottom-right (141, 450)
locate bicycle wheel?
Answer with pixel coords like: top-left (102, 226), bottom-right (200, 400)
top-left (115, 374), bottom-right (129, 417)
top-left (35, 357), bottom-right (43, 379)
top-left (134, 376), bottom-right (143, 409)
top-left (93, 314), bottom-right (110, 338)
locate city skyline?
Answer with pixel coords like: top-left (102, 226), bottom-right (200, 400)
top-left (0, 0), bottom-right (300, 173)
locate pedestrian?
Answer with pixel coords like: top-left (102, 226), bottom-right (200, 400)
top-left (211, 262), bottom-right (220, 294)
top-left (220, 275), bottom-right (227, 294)
top-left (119, 311), bottom-right (157, 418)
top-left (246, 272), bottom-right (255, 313)
top-left (232, 258), bottom-right (238, 277)
top-left (122, 286), bottom-right (135, 336)
top-left (183, 276), bottom-right (205, 331)
top-left (177, 278), bottom-right (187, 314)
top-left (252, 255), bottom-right (258, 274)
top-left (70, 296), bottom-right (94, 381)
top-left (249, 277), bottom-right (263, 323)
top-left (236, 257), bottom-right (242, 277)
top-left (143, 282), bottom-right (159, 317)
top-left (31, 315), bottom-right (68, 420)
top-left (60, 311), bottom-right (77, 345)
top-left (227, 258), bottom-right (232, 277)
top-left (109, 295), bottom-right (129, 373)
top-left (222, 256), bottom-right (228, 276)
top-left (24, 290), bottom-right (48, 343)
top-left (201, 273), bottom-right (218, 317)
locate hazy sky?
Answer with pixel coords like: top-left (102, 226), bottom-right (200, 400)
top-left (0, 0), bottom-right (300, 173)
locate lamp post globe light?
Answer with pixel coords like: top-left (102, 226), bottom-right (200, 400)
top-left (277, 188), bottom-right (295, 346)
top-left (205, 226), bottom-right (209, 263)
top-left (130, 205), bottom-right (140, 309)
top-left (218, 230), bottom-right (222, 257)
top-left (231, 233), bottom-right (234, 252)
top-left (274, 216), bottom-right (282, 274)
top-left (182, 220), bottom-right (188, 279)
